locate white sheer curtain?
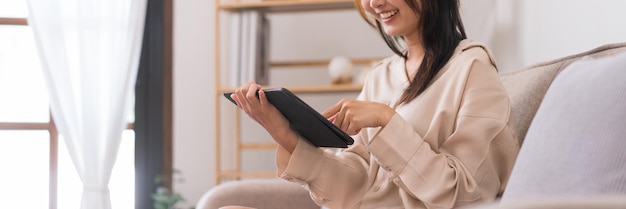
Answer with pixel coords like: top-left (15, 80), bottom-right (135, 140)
top-left (26, 0), bottom-right (146, 208)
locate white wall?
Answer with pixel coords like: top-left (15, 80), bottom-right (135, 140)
top-left (495, 0), bottom-right (626, 71)
top-left (462, 0), bottom-right (626, 72)
top-left (173, 1), bottom-right (626, 207)
top-left (520, 0), bottom-right (626, 68)
top-left (173, 0), bottom-right (214, 208)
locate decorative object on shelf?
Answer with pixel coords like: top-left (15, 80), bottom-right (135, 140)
top-left (328, 56), bottom-right (354, 84)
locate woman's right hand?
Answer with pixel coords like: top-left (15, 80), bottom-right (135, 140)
top-left (231, 81), bottom-right (299, 153)
top-left (322, 98), bottom-right (394, 135)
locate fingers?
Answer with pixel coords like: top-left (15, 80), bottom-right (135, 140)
top-left (340, 113), bottom-right (351, 133)
top-left (326, 99), bottom-right (368, 135)
top-left (327, 114), bottom-right (337, 123)
top-left (230, 93), bottom-right (240, 107)
top-left (234, 87), bottom-right (249, 110)
top-left (332, 105), bottom-right (346, 130)
top-left (346, 124), bottom-right (362, 135)
top-left (324, 99), bottom-right (349, 132)
top-left (338, 113), bottom-right (362, 135)
top-left (258, 87), bottom-right (269, 106)
top-left (321, 102), bottom-right (342, 118)
top-left (233, 81), bottom-right (261, 112)
top-left (243, 84), bottom-right (262, 107)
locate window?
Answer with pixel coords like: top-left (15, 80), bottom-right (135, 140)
top-left (0, 1), bottom-right (135, 208)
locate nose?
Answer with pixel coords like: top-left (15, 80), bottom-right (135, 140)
top-left (370, 0), bottom-right (384, 8)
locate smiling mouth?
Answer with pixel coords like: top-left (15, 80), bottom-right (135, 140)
top-left (380, 10), bottom-right (398, 19)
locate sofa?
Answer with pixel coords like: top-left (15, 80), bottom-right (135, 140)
top-left (196, 42), bottom-right (626, 209)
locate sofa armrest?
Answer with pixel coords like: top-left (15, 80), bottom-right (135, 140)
top-left (196, 179), bottom-right (320, 209)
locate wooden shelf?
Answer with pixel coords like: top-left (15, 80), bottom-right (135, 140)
top-left (0, 18), bottom-right (28, 25)
top-left (218, 84), bottom-right (362, 94)
top-left (240, 142), bottom-right (277, 150)
top-left (0, 122), bottom-right (51, 130)
top-left (218, 0), bottom-right (355, 12)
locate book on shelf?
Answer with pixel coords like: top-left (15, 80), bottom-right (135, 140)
top-left (228, 12), bottom-right (242, 87)
top-left (256, 13), bottom-right (270, 85)
top-left (227, 10), bottom-right (270, 87)
top-left (239, 11), bottom-right (251, 86)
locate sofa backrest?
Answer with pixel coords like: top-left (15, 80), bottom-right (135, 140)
top-left (501, 47), bottom-right (626, 201)
top-left (498, 42), bottom-right (626, 145)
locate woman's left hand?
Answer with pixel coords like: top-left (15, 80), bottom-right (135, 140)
top-left (322, 99), bottom-right (395, 135)
top-left (231, 81), bottom-right (298, 152)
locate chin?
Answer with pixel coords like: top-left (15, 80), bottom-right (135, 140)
top-left (381, 25), bottom-right (404, 36)
top-left (383, 29), bottom-right (402, 36)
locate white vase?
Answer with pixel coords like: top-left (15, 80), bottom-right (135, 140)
top-left (328, 56), bottom-right (354, 84)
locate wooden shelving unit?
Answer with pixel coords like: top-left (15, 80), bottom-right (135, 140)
top-left (214, 0), bottom-right (372, 183)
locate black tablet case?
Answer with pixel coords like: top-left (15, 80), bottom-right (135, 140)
top-left (224, 88), bottom-right (354, 148)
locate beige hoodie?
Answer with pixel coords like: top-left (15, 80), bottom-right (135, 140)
top-left (276, 40), bottom-right (520, 209)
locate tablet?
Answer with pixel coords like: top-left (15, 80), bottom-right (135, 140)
top-left (224, 87), bottom-right (354, 148)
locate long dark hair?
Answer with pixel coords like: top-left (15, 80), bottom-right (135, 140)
top-left (357, 0), bottom-right (467, 104)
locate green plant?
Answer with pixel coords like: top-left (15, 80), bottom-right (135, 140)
top-left (152, 169), bottom-right (189, 209)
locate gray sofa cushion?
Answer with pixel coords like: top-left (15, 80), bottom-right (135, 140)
top-left (499, 42), bottom-right (626, 144)
top-left (501, 50), bottom-right (626, 201)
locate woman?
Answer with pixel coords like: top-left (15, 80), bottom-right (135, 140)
top-left (230, 0), bottom-right (519, 208)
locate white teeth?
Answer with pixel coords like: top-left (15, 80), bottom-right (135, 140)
top-left (380, 10), bottom-right (398, 19)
